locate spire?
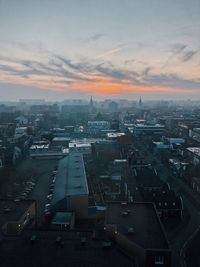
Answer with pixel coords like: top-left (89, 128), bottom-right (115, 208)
top-left (139, 96), bottom-right (142, 107)
top-left (90, 96), bottom-right (94, 107)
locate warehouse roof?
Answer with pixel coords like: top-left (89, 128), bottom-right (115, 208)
top-left (52, 153), bottom-right (88, 204)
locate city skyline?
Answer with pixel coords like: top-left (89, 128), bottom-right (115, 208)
top-left (0, 0), bottom-right (200, 101)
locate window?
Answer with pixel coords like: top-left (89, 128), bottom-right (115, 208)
top-left (155, 255), bottom-right (164, 265)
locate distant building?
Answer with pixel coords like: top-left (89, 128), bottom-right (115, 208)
top-left (14, 127), bottom-right (27, 140)
top-left (51, 137), bottom-right (70, 148)
top-left (29, 143), bottom-right (68, 159)
top-left (108, 101), bottom-right (118, 112)
top-left (15, 116), bottom-right (28, 126)
top-left (138, 96), bottom-right (142, 108)
top-left (133, 123), bottom-right (165, 136)
top-left (106, 132), bottom-right (125, 140)
top-left (69, 142), bottom-right (92, 155)
top-left (87, 121), bottom-right (110, 134)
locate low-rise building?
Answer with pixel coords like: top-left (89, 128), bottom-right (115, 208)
top-left (51, 153), bottom-right (89, 219)
top-left (29, 143), bottom-right (68, 159)
top-left (139, 187), bottom-right (183, 219)
top-left (87, 121), bottom-right (110, 134)
top-left (133, 123), bottom-right (165, 136)
top-left (186, 147), bottom-right (200, 165)
top-left (69, 142), bottom-right (92, 155)
top-left (51, 137), bottom-right (70, 148)
top-left (105, 202), bottom-right (171, 267)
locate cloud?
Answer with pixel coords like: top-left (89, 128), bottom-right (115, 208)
top-left (181, 50), bottom-right (198, 62)
top-left (0, 51), bottom-right (199, 97)
top-left (163, 43), bottom-right (198, 68)
top-left (171, 43), bottom-right (187, 54)
top-left (143, 73), bottom-right (200, 90)
top-left (95, 62), bottom-right (139, 82)
top-left (124, 59), bottom-right (135, 65)
top-left (142, 67), bottom-right (153, 77)
top-left (87, 33), bottom-right (105, 42)
top-left (95, 44), bottom-right (127, 59)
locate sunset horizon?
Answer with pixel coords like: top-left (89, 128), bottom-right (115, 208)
top-left (0, 0), bottom-right (199, 100)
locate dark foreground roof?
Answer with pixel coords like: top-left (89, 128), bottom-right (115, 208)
top-left (0, 230), bottom-right (134, 267)
top-left (106, 202), bottom-right (169, 250)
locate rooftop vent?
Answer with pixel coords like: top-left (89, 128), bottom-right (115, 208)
top-left (121, 211), bottom-right (129, 217)
top-left (128, 227), bottom-right (134, 234)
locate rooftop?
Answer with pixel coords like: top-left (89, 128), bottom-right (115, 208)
top-left (134, 168), bottom-right (164, 188)
top-left (52, 137), bottom-right (70, 141)
top-left (135, 124), bottom-right (164, 128)
top-left (69, 143), bottom-right (91, 148)
top-left (30, 144), bottom-right (50, 150)
top-left (140, 189), bottom-right (183, 210)
top-left (106, 202), bottom-right (169, 250)
top-left (0, 230), bottom-right (133, 267)
top-left (52, 212), bottom-right (74, 225)
top-left (52, 153), bottom-right (88, 204)
top-left (107, 132), bottom-right (125, 138)
top-left (187, 147), bottom-right (200, 157)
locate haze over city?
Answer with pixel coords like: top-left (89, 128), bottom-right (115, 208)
top-left (0, 0), bottom-right (200, 101)
top-left (1, 2), bottom-right (200, 267)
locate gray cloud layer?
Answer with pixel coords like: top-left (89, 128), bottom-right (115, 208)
top-left (0, 50), bottom-right (199, 92)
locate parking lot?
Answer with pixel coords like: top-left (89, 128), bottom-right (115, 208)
top-left (0, 158), bottom-right (59, 225)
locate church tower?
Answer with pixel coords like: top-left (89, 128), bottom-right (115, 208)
top-left (90, 96), bottom-right (94, 109)
top-left (139, 96), bottom-right (142, 107)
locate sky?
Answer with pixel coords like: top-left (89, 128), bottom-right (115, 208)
top-left (0, 0), bottom-right (200, 101)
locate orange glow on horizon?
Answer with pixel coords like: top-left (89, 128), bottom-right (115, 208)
top-left (0, 73), bottom-right (198, 97)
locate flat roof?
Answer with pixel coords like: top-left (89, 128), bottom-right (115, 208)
top-left (0, 230), bottom-right (133, 267)
top-left (52, 212), bottom-right (74, 225)
top-left (187, 147), bottom-right (200, 157)
top-left (30, 144), bottom-right (49, 150)
top-left (135, 124), bottom-right (164, 128)
top-left (52, 137), bottom-right (70, 141)
top-left (0, 199), bottom-right (35, 227)
top-left (69, 143), bottom-right (91, 148)
top-left (52, 153), bottom-right (88, 204)
top-left (107, 133), bottom-right (125, 138)
top-left (106, 202), bottom-right (169, 250)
